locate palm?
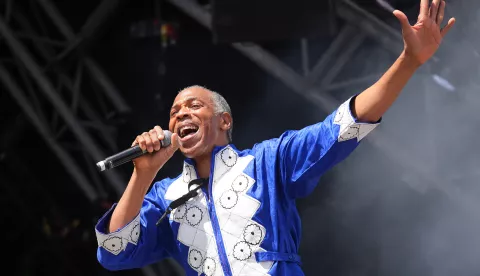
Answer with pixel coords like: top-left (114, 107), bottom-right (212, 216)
top-left (393, 0), bottom-right (455, 65)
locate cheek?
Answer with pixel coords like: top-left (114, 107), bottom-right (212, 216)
top-left (168, 120), bottom-right (175, 132)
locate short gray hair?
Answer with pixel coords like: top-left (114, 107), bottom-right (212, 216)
top-left (179, 86), bottom-right (233, 142)
top-left (210, 90), bottom-right (233, 143)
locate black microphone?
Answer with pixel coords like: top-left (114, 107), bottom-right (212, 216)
top-left (96, 130), bottom-right (172, 172)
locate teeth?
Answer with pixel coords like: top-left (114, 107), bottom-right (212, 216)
top-left (178, 125), bottom-right (198, 138)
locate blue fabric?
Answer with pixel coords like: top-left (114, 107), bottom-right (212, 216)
top-left (96, 183), bottom-right (179, 270)
top-left (95, 98), bottom-right (378, 275)
top-left (255, 251), bottom-right (301, 264)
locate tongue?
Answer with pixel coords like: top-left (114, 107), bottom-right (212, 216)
top-left (183, 129), bottom-right (197, 138)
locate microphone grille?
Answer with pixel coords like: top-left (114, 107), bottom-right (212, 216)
top-left (161, 130), bottom-right (172, 147)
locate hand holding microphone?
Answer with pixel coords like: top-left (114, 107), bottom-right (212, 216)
top-left (96, 126), bottom-right (179, 173)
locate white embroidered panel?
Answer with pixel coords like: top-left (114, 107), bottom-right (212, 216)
top-left (166, 163), bottom-right (222, 275)
top-left (333, 98), bottom-right (379, 142)
top-left (96, 213), bottom-right (140, 255)
top-left (165, 147), bottom-right (273, 275)
top-left (212, 146), bottom-right (273, 276)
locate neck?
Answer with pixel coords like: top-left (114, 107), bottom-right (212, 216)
top-left (194, 153), bottom-right (211, 178)
top-left (193, 140), bottom-right (229, 178)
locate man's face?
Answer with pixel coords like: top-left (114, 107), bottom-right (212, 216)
top-left (168, 87), bottom-right (223, 159)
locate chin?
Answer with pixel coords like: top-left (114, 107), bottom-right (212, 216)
top-left (180, 137), bottom-right (210, 159)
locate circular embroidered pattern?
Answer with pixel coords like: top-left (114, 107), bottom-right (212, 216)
top-left (183, 165), bottom-right (192, 183)
top-left (334, 104), bottom-right (346, 124)
top-left (233, 241), bottom-right (252, 261)
top-left (340, 125), bottom-right (360, 141)
top-left (243, 224), bottom-right (263, 245)
top-left (220, 148), bottom-right (237, 167)
top-left (130, 223), bottom-right (140, 243)
top-left (186, 206), bottom-right (203, 226)
top-left (102, 236), bottom-right (123, 254)
top-left (232, 174), bottom-right (249, 193)
top-left (219, 190), bottom-right (238, 209)
top-left (203, 257), bottom-right (216, 276)
top-left (188, 248), bottom-right (203, 269)
top-left (174, 204), bottom-right (187, 220)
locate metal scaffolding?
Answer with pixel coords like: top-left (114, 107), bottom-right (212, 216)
top-left (0, 0), bottom-right (184, 275)
top-left (0, 0), bottom-right (136, 199)
top-left (165, 0), bottom-right (479, 214)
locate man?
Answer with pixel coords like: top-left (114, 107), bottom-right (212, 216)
top-left (95, 1), bottom-right (455, 275)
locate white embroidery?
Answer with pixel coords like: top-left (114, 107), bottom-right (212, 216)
top-left (214, 147), bottom-right (239, 182)
top-left (220, 190), bottom-right (239, 209)
top-left (165, 163), bottom-right (197, 200)
top-left (203, 257), bottom-right (217, 276)
top-left (333, 98), bottom-right (380, 142)
top-left (166, 168), bottom-right (218, 273)
top-left (231, 247), bottom-right (273, 275)
top-left (165, 146), bottom-right (272, 275)
top-left (188, 248), bottom-right (203, 269)
top-left (232, 175), bottom-right (250, 192)
top-left (210, 146), bottom-right (273, 275)
top-left (95, 213), bottom-right (140, 255)
top-left (244, 224), bottom-right (263, 245)
top-left (233, 241), bottom-right (252, 261)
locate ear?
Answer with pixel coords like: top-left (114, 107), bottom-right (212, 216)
top-left (219, 112), bottom-right (232, 131)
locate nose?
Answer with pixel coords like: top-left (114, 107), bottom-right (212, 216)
top-left (176, 106), bottom-right (191, 120)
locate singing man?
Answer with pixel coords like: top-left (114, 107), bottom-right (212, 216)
top-left (94, 1), bottom-right (455, 275)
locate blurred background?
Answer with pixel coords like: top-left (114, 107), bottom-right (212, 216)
top-left (0, 0), bottom-right (479, 275)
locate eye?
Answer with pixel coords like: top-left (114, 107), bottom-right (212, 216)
top-left (170, 110), bottom-right (178, 117)
top-left (191, 104), bottom-right (202, 109)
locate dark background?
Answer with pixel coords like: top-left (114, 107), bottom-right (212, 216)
top-left (1, 0), bottom-right (480, 275)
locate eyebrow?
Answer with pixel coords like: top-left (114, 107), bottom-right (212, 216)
top-left (171, 96), bottom-right (198, 110)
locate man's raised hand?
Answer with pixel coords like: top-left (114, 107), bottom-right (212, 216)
top-left (393, 0), bottom-right (455, 65)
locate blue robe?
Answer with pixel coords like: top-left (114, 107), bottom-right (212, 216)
top-left (95, 97), bottom-right (379, 275)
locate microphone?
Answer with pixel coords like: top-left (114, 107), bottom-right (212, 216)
top-left (96, 130), bottom-right (172, 172)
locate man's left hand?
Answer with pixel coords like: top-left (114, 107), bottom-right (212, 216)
top-left (393, 0), bottom-right (455, 66)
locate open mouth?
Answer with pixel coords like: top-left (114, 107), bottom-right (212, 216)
top-left (178, 125), bottom-right (199, 139)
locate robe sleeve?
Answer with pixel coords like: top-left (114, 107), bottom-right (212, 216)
top-left (268, 96), bottom-right (380, 198)
top-left (95, 181), bottom-right (177, 270)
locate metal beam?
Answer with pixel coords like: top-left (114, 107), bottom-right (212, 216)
top-left (0, 15), bottom-right (125, 196)
top-left (166, 0), bottom-right (338, 112)
top-left (306, 25), bottom-right (358, 85)
top-left (319, 32), bottom-right (366, 87)
top-left (36, 0), bottom-right (131, 114)
top-left (35, 0), bottom-right (75, 40)
top-left (337, 0), bottom-right (403, 55)
top-left (325, 73), bottom-right (382, 91)
top-left (301, 38), bottom-right (309, 76)
top-left (336, 0), bottom-right (438, 63)
top-left (0, 65), bottom-right (98, 202)
top-left (13, 11), bottom-right (119, 153)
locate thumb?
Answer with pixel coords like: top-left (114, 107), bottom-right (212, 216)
top-left (170, 133), bottom-right (180, 150)
top-left (393, 10), bottom-right (412, 34)
top-left (157, 133), bottom-right (179, 164)
top-left (164, 133), bottom-right (180, 154)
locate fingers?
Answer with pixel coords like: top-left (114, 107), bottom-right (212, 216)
top-left (149, 129), bottom-right (161, 151)
top-left (429, 0), bottom-right (441, 20)
top-left (436, 0), bottom-right (446, 25)
top-left (134, 133), bottom-right (146, 151)
top-left (132, 126), bottom-right (167, 153)
top-left (154, 125), bottom-right (164, 140)
top-left (441, 17), bottom-right (456, 37)
top-left (420, 0), bottom-right (429, 17)
top-left (142, 132), bottom-right (154, 153)
top-left (393, 10), bottom-right (413, 35)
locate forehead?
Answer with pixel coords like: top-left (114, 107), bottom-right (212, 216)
top-left (172, 87), bottom-right (213, 107)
